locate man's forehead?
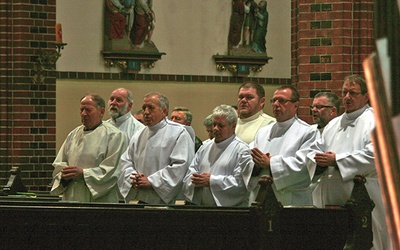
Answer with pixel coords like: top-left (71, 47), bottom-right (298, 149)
top-left (111, 91), bottom-right (126, 98)
top-left (213, 115), bottom-right (227, 122)
top-left (81, 97), bottom-right (95, 105)
top-left (239, 87), bottom-right (257, 93)
top-left (274, 88), bottom-right (291, 96)
top-left (80, 103), bottom-right (96, 109)
top-left (143, 96), bottom-right (159, 104)
top-left (342, 81), bottom-right (361, 89)
top-left (172, 111), bottom-right (184, 115)
top-left (313, 96), bottom-right (329, 103)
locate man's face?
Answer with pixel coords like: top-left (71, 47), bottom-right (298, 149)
top-left (108, 89), bottom-right (132, 119)
top-left (205, 125), bottom-right (214, 140)
top-left (80, 96), bottom-right (105, 129)
top-left (342, 82), bottom-right (369, 113)
top-left (213, 115), bottom-right (236, 143)
top-left (311, 96), bottom-right (336, 128)
top-left (170, 111), bottom-right (189, 125)
top-left (142, 95), bottom-right (167, 126)
top-left (271, 88), bottom-right (298, 122)
top-left (237, 87), bottom-right (265, 119)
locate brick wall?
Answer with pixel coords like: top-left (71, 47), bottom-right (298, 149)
top-left (0, 0), bottom-right (57, 191)
top-left (291, 0), bottom-right (375, 124)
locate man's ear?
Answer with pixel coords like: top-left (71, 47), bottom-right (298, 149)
top-left (259, 96), bottom-right (266, 108)
top-left (100, 107), bottom-right (106, 117)
top-left (127, 102), bottom-right (133, 112)
top-left (162, 107), bottom-right (168, 116)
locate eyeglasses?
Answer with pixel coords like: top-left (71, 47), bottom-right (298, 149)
top-left (310, 105), bottom-right (333, 110)
top-left (270, 98), bottom-right (295, 104)
top-left (342, 91), bottom-right (363, 97)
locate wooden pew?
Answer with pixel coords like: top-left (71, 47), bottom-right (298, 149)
top-left (0, 176), bottom-right (372, 249)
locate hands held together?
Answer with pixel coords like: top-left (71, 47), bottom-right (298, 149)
top-left (251, 148), bottom-right (271, 169)
top-left (131, 173), bottom-right (152, 189)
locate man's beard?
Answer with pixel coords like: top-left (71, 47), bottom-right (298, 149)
top-left (109, 105), bottom-right (128, 119)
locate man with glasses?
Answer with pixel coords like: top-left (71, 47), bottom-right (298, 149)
top-left (306, 74), bottom-right (390, 249)
top-left (247, 85), bottom-right (319, 206)
top-left (311, 92), bottom-right (340, 133)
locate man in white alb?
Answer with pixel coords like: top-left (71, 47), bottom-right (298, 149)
top-left (311, 92), bottom-right (340, 134)
top-left (106, 87), bottom-right (144, 143)
top-left (306, 74), bottom-right (391, 250)
top-left (182, 105), bottom-right (253, 207)
top-left (248, 85), bottom-right (319, 206)
top-left (235, 81), bottom-right (275, 144)
top-left (119, 92), bottom-right (194, 204)
top-left (51, 94), bottom-right (127, 203)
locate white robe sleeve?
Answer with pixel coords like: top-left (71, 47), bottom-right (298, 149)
top-left (336, 137), bottom-right (375, 182)
top-left (147, 130), bottom-right (195, 204)
top-left (209, 148), bottom-right (253, 206)
top-left (118, 139), bottom-right (138, 199)
top-left (182, 152), bottom-right (202, 203)
top-left (271, 126), bottom-right (319, 191)
top-left (83, 129), bottom-right (127, 200)
top-left (306, 137), bottom-right (326, 180)
top-left (50, 132), bottom-right (72, 196)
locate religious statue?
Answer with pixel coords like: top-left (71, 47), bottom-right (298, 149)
top-left (103, 0), bottom-right (159, 52)
top-left (252, 0), bottom-right (268, 54)
top-left (227, 0), bottom-right (269, 56)
top-left (104, 0), bottom-right (135, 40)
top-left (228, 0), bottom-right (247, 51)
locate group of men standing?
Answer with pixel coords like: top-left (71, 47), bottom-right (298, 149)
top-left (51, 75), bottom-right (390, 249)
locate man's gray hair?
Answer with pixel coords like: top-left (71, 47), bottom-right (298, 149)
top-left (212, 104), bottom-right (238, 125)
top-left (314, 92), bottom-right (340, 112)
top-left (81, 93), bottom-right (105, 109)
top-left (172, 106), bottom-right (192, 123)
top-left (203, 114), bottom-right (213, 126)
top-left (144, 92), bottom-right (169, 113)
top-left (125, 88), bottom-right (134, 104)
top-left (344, 74), bottom-right (368, 94)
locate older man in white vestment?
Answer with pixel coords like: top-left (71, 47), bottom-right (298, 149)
top-left (306, 75), bottom-right (391, 250)
top-left (248, 85), bottom-right (319, 206)
top-left (235, 81), bottom-right (275, 144)
top-left (51, 94), bottom-right (127, 203)
top-left (182, 105), bottom-right (254, 207)
top-left (106, 88), bottom-right (145, 143)
top-left (119, 92), bottom-right (194, 204)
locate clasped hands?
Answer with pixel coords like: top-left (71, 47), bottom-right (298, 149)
top-left (131, 173), bottom-right (152, 189)
top-left (251, 148), bottom-right (271, 169)
top-left (191, 172), bottom-right (211, 187)
top-left (314, 151), bottom-right (337, 168)
top-left (61, 166), bottom-right (83, 180)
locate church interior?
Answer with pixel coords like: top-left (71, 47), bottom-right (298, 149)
top-left (1, 0), bottom-right (399, 248)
